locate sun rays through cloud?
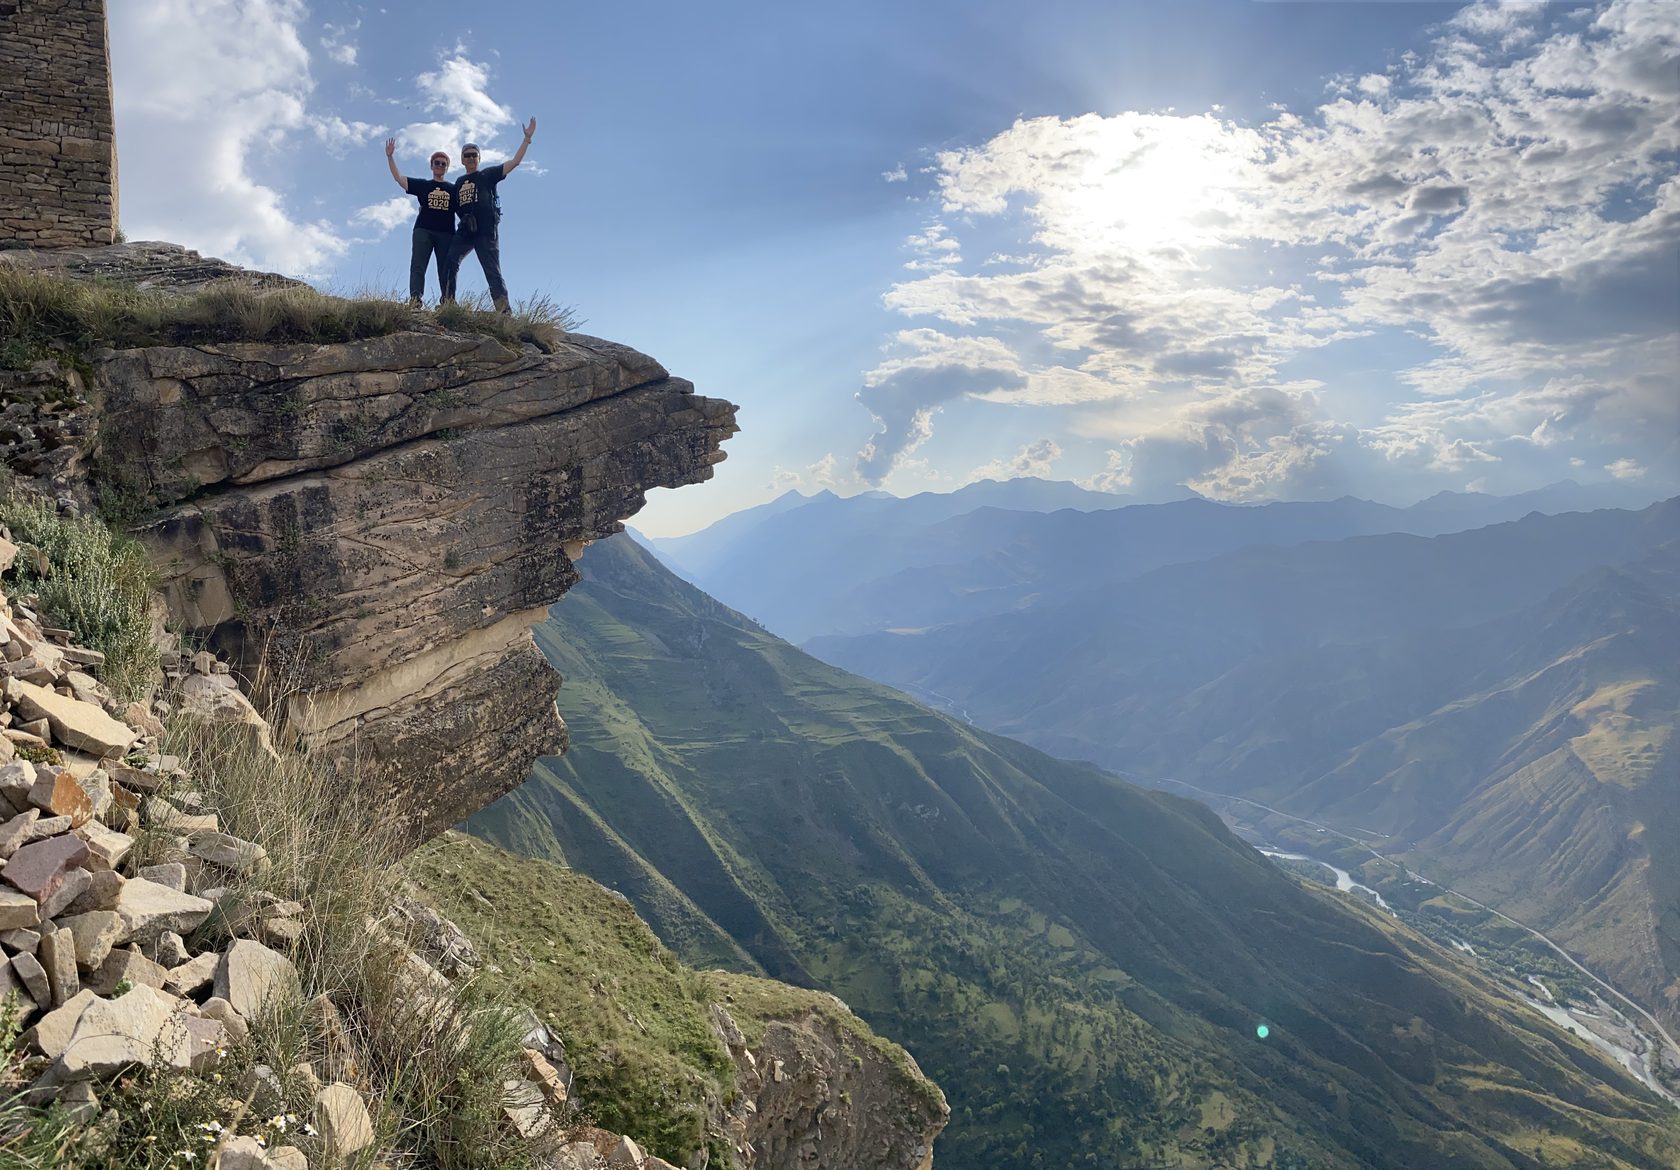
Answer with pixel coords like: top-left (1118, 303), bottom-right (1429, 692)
top-left (856, 0), bottom-right (1679, 504)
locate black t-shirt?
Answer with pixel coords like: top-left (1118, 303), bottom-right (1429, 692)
top-left (453, 163), bottom-right (506, 233)
top-left (404, 178), bottom-right (456, 233)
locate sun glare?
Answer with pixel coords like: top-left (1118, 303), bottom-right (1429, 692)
top-left (1045, 113), bottom-right (1259, 261)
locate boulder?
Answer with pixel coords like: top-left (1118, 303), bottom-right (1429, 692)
top-left (37, 927), bottom-right (79, 1005)
top-left (2, 832), bottom-right (90, 903)
top-left (75, 821), bottom-right (132, 870)
top-left (137, 862), bottom-right (189, 891)
top-left (0, 809), bottom-right (39, 858)
top-left (165, 951), bottom-right (219, 998)
top-left (552, 1143), bottom-right (605, 1170)
top-left (56, 984), bottom-right (194, 1078)
top-left (200, 996), bottom-right (250, 1045)
top-left (315, 1081), bottom-right (374, 1156)
top-left (22, 987), bottom-right (98, 1059)
top-left (26, 770), bottom-right (92, 827)
top-left (0, 763), bottom-right (34, 815)
top-left (63, 868), bottom-right (125, 915)
top-left (176, 675), bottom-right (277, 759)
top-left (214, 939), bottom-right (300, 1019)
top-left (152, 930), bottom-right (191, 968)
top-left (115, 878), bottom-right (213, 943)
top-left (73, 768), bottom-right (113, 821)
top-left (24, 815), bottom-right (73, 843)
top-left (214, 1136), bottom-right (281, 1170)
top-left (86, 946), bottom-right (170, 996)
top-left (141, 798), bottom-right (219, 836)
top-left (122, 701), bottom-right (164, 739)
top-left (5, 679), bottom-right (137, 757)
top-left (56, 910), bottom-right (124, 970)
top-left (188, 831), bottom-right (268, 875)
top-left (184, 1013), bottom-right (229, 1071)
top-left (39, 867), bottom-right (91, 919)
top-left (0, 958), bottom-right (32, 1017)
top-left (9, 951), bottom-right (49, 1005)
top-left (0, 927), bottom-right (39, 953)
top-left (0, 886), bottom-right (41, 931)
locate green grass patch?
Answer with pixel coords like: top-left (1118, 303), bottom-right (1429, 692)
top-left (0, 265), bottom-right (576, 359)
top-left (403, 831), bottom-right (735, 1168)
top-left (0, 488), bottom-right (158, 701)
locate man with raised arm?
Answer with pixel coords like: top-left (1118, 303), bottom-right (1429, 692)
top-left (444, 117), bottom-right (536, 314)
top-left (384, 138), bottom-right (456, 307)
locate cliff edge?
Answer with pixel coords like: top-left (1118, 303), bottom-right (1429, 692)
top-left (3, 242), bottom-right (737, 843)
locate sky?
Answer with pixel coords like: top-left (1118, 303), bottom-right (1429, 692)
top-left (108, 0), bottom-right (1679, 536)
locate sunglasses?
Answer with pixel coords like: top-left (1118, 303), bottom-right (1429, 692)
top-left (462, 152), bottom-right (479, 160)
top-left (430, 159), bottom-right (448, 167)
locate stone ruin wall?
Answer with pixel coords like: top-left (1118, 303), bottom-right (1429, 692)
top-left (0, 0), bottom-right (116, 248)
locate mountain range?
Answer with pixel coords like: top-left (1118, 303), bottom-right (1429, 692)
top-left (469, 533), bottom-right (1680, 1170)
top-left (643, 478), bottom-right (1659, 643)
top-left (806, 499), bottom-right (1680, 1040)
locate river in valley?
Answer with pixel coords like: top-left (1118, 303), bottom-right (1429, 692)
top-left (1259, 848), bottom-right (1391, 910)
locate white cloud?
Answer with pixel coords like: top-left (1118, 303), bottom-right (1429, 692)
top-left (857, 0), bottom-right (1680, 502)
top-left (1606, 457), bottom-right (1646, 480)
top-left (1079, 450), bottom-right (1132, 494)
top-left (350, 196), bottom-right (413, 238)
top-left (883, 165), bottom-right (908, 183)
top-left (310, 113), bottom-right (384, 154)
top-left (803, 453), bottom-right (856, 492)
top-left (902, 223), bottom-right (962, 271)
top-left (968, 438), bottom-right (1064, 483)
top-left (109, 0), bottom-right (346, 275)
top-left (399, 54), bottom-right (516, 158)
top-left (321, 20), bottom-right (359, 66)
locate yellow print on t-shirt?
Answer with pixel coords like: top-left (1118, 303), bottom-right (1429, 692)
top-left (427, 188), bottom-right (451, 211)
top-left (458, 180), bottom-right (477, 206)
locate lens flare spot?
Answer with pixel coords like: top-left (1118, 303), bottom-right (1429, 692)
top-left (1256, 1023), bottom-right (1270, 1040)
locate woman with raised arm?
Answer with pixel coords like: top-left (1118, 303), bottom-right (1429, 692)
top-left (385, 137), bottom-right (457, 307)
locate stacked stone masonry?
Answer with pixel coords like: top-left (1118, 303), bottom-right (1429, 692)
top-left (0, 0), bottom-right (117, 248)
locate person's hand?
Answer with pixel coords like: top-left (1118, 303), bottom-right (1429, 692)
top-left (384, 137), bottom-right (396, 157)
top-left (523, 117), bottom-right (536, 142)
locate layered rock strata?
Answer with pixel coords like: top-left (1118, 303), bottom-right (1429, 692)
top-left (109, 328), bottom-right (735, 843)
top-left (9, 243), bottom-right (740, 845)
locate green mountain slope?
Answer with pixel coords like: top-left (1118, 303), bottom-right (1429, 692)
top-left (809, 505), bottom-right (1680, 1035)
top-left (469, 534), bottom-right (1680, 1170)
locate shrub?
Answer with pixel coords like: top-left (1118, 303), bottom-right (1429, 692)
top-left (157, 715), bottom-right (554, 1170)
top-left (0, 489), bottom-right (158, 701)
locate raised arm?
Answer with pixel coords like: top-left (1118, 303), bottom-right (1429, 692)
top-left (385, 138), bottom-right (406, 190)
top-left (503, 117), bottom-right (537, 173)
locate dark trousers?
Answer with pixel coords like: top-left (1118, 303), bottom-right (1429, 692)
top-left (408, 225), bottom-right (454, 302)
top-left (444, 224), bottom-right (507, 305)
